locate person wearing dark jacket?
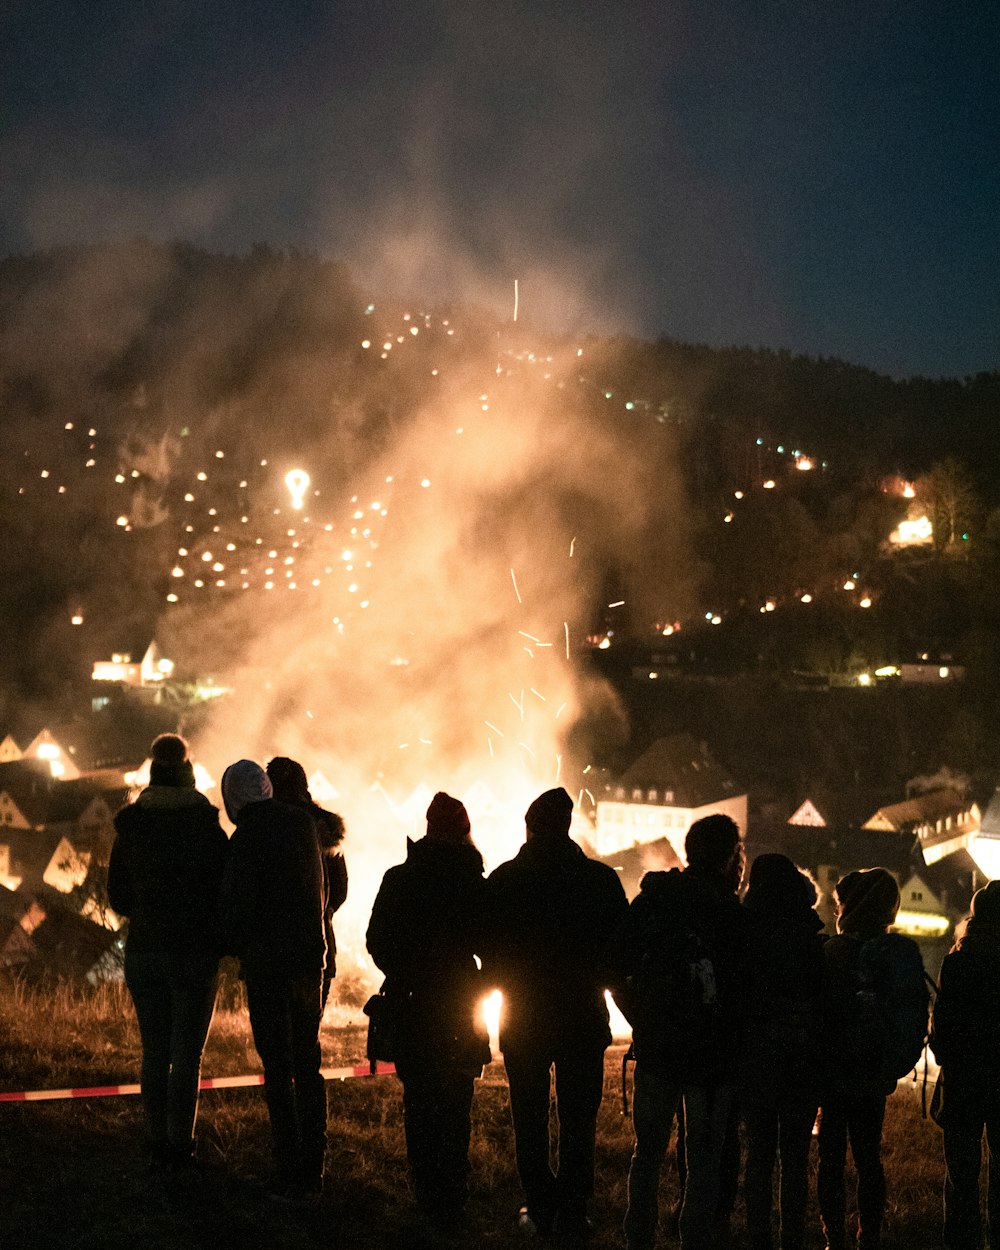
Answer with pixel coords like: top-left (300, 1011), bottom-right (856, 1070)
top-left (740, 854), bottom-right (825, 1250)
top-left (366, 792), bottom-right (491, 1228)
top-left (108, 733), bottom-right (228, 1169)
top-left (615, 812), bottom-right (748, 1250)
top-left (219, 759), bottom-right (327, 1196)
top-left (818, 868), bottom-right (928, 1250)
top-left (930, 880), bottom-right (1000, 1250)
top-left (483, 787), bottom-right (629, 1239)
top-left (266, 756), bottom-right (348, 1010)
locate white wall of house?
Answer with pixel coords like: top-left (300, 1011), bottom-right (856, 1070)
top-left (595, 793), bottom-right (748, 858)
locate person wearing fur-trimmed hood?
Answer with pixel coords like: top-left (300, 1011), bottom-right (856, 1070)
top-left (266, 755), bottom-right (348, 1010)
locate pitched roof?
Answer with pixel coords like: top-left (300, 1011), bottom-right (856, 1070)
top-left (864, 788), bottom-right (973, 833)
top-left (749, 823), bottom-right (920, 879)
top-left (615, 734), bottom-right (743, 807)
top-left (0, 890), bottom-right (119, 980)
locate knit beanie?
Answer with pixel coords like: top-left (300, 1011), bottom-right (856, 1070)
top-left (425, 792), bottom-right (472, 844)
top-left (525, 787), bottom-right (574, 839)
top-left (148, 733), bottom-right (196, 788)
top-left (267, 756), bottom-right (310, 803)
top-left (221, 760), bottom-right (272, 823)
top-left (835, 867), bottom-right (900, 935)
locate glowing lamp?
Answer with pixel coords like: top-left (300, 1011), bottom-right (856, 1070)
top-left (285, 469), bottom-right (310, 510)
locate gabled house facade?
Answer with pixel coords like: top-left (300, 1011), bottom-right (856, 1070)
top-left (595, 734), bottom-right (748, 859)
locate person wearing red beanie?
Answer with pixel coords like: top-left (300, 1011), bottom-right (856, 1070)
top-left (367, 792), bottom-right (490, 1230)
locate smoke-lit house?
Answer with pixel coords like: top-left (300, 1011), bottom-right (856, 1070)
top-left (594, 734), bottom-right (748, 859)
top-left (92, 637), bottom-right (174, 690)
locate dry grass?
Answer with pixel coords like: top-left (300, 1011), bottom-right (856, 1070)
top-left (0, 976), bottom-right (949, 1249)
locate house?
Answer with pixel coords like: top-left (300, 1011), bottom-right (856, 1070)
top-left (595, 836), bottom-right (683, 900)
top-left (863, 789), bottom-right (980, 865)
top-left (594, 734), bottom-right (747, 859)
top-left (968, 786), bottom-right (1000, 880)
top-left (0, 770), bottom-right (124, 900)
top-left (92, 638), bottom-right (174, 688)
top-left (0, 734), bottom-right (22, 762)
top-left (21, 728), bottom-right (81, 780)
top-left (0, 885), bottom-right (121, 983)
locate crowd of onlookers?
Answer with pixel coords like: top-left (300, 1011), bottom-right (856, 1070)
top-left (108, 732), bottom-right (1000, 1250)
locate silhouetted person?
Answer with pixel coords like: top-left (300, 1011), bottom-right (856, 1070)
top-left (367, 792), bottom-right (491, 1229)
top-left (108, 733), bottom-right (228, 1170)
top-left (219, 759), bottom-right (327, 1197)
top-left (740, 854), bottom-right (825, 1250)
top-left (930, 880), bottom-right (1000, 1250)
top-left (266, 756), bottom-right (348, 1010)
top-left (818, 868), bottom-right (928, 1250)
top-left (484, 787), bottom-right (628, 1239)
top-left (615, 812), bottom-right (748, 1250)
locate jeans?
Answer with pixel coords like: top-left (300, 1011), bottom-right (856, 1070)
top-left (124, 947), bottom-right (219, 1155)
top-left (396, 1059), bottom-right (476, 1217)
top-left (817, 1093), bottom-right (887, 1250)
top-left (942, 1084), bottom-right (1000, 1250)
top-left (246, 972), bottom-right (327, 1185)
top-left (742, 1094), bottom-right (818, 1250)
top-left (624, 1065), bottom-right (734, 1250)
top-left (502, 1039), bottom-right (607, 1232)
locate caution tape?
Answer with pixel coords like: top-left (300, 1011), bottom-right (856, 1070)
top-left (0, 1061), bottom-right (396, 1104)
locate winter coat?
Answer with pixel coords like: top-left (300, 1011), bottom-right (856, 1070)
top-left (821, 928), bottom-right (928, 1098)
top-left (108, 786), bottom-right (228, 959)
top-left (614, 864), bottom-right (750, 1085)
top-left (483, 834), bottom-right (629, 1051)
top-left (367, 836), bottom-right (490, 1071)
top-left (739, 896), bottom-right (825, 1102)
top-left (220, 798), bottom-right (326, 981)
top-left (930, 935), bottom-right (1000, 1112)
top-left (279, 797), bottom-right (348, 977)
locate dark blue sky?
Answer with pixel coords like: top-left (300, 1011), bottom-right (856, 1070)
top-left (3, 0), bottom-right (997, 377)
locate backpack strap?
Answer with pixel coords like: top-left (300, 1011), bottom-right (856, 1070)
top-left (622, 1042), bottom-right (635, 1116)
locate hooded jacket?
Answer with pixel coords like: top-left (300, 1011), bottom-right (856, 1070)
top-left (367, 836), bottom-right (489, 1067)
top-left (483, 833), bottom-right (629, 1050)
top-left (615, 864), bottom-right (749, 1084)
top-left (108, 784), bottom-right (228, 958)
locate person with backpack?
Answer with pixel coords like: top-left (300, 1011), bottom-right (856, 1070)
top-left (108, 733), bottom-right (229, 1171)
top-left (366, 792), bottom-right (491, 1230)
top-left (740, 854), bottom-right (825, 1250)
top-left (929, 879), bottom-right (1000, 1250)
top-left (483, 787), bottom-right (629, 1239)
top-left (266, 756), bottom-right (348, 1011)
top-left (818, 868), bottom-right (928, 1250)
top-left (614, 813), bottom-right (748, 1250)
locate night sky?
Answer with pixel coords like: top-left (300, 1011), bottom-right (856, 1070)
top-left (3, 0), bottom-right (997, 378)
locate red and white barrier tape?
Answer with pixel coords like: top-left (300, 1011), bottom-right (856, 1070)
top-left (0, 1061), bottom-right (396, 1104)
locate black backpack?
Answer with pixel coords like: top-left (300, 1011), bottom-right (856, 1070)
top-left (630, 921), bottom-right (721, 1066)
top-left (838, 933), bottom-right (929, 1084)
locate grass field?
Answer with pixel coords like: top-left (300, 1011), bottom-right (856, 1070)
top-left (0, 976), bottom-right (947, 1249)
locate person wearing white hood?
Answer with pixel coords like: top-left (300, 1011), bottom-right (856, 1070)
top-left (219, 758), bottom-right (328, 1197)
